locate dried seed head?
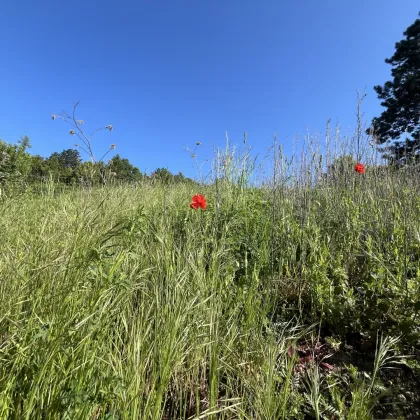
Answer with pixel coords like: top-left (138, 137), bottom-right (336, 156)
top-left (196, 141), bottom-right (201, 146)
top-left (69, 130), bottom-right (75, 135)
top-left (76, 119), bottom-right (84, 125)
top-left (191, 154), bottom-right (196, 159)
top-left (110, 144), bottom-right (116, 149)
top-left (106, 125), bottom-right (113, 132)
top-left (74, 144), bottom-right (79, 147)
top-left (52, 114), bottom-right (56, 120)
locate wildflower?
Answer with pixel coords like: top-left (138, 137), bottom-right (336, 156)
top-left (190, 194), bottom-right (207, 210)
top-left (287, 346), bottom-right (294, 357)
top-left (69, 130), bottom-right (75, 135)
top-left (354, 163), bottom-right (365, 174)
top-left (110, 144), bottom-right (116, 149)
top-left (106, 125), bottom-right (113, 132)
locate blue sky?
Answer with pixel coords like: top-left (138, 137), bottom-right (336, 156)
top-left (0, 1), bottom-right (418, 178)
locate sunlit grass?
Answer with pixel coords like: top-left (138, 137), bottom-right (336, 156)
top-left (0, 146), bottom-right (419, 418)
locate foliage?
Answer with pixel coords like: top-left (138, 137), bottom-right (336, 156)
top-left (0, 138), bottom-right (198, 191)
top-left (0, 136), bottom-right (32, 179)
top-left (368, 12), bottom-right (420, 165)
top-left (151, 167), bottom-right (196, 185)
top-left (0, 136), bottom-right (33, 195)
top-left (106, 154), bottom-right (143, 182)
top-left (45, 149), bottom-right (82, 183)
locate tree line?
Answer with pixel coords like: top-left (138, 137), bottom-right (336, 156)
top-left (368, 11), bottom-right (420, 165)
top-left (0, 136), bottom-right (196, 189)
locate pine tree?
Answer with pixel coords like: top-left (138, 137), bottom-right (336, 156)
top-left (368, 12), bottom-right (420, 165)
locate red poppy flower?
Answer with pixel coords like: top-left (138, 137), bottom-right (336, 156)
top-left (354, 163), bottom-right (365, 174)
top-left (190, 194), bottom-right (207, 210)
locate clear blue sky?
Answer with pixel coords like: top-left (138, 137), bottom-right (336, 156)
top-left (0, 1), bottom-right (418, 177)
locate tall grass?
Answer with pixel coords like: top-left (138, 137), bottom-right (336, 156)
top-left (0, 122), bottom-right (419, 418)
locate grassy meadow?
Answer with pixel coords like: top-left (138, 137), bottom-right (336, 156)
top-left (0, 138), bottom-right (419, 419)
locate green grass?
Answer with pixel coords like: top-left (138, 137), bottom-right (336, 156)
top-left (0, 155), bottom-right (419, 418)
